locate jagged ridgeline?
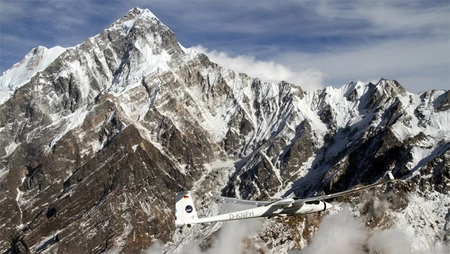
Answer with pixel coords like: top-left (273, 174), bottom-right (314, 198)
top-left (0, 7), bottom-right (449, 253)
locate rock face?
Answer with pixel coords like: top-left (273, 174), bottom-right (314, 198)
top-left (0, 7), bottom-right (449, 253)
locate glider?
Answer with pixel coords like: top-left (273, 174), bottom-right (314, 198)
top-left (175, 174), bottom-right (395, 227)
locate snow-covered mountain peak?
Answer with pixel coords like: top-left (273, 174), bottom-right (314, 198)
top-left (123, 7), bottom-right (157, 20)
top-left (0, 45), bottom-right (66, 104)
top-left (373, 78), bottom-right (407, 97)
top-left (109, 7), bottom-right (160, 34)
top-left (0, 6), bottom-right (198, 107)
top-left (87, 7), bottom-right (193, 94)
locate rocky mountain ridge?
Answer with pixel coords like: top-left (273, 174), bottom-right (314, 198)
top-left (0, 7), bottom-right (448, 253)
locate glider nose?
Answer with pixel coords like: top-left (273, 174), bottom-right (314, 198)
top-left (325, 202), bottom-right (333, 210)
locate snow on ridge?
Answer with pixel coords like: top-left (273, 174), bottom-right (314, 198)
top-left (0, 46), bottom-right (66, 105)
top-left (391, 89), bottom-right (450, 142)
top-left (313, 80), bottom-right (449, 145)
top-left (46, 106), bottom-right (90, 153)
top-left (395, 192), bottom-right (450, 252)
top-left (107, 7), bottom-right (159, 37)
top-left (180, 44), bottom-right (200, 60)
top-left (121, 8), bottom-right (157, 34)
top-left (129, 7), bottom-right (157, 19)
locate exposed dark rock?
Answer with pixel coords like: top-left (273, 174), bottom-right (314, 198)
top-left (437, 90), bottom-right (450, 112)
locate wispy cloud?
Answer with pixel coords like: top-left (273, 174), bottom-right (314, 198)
top-left (192, 45), bottom-right (327, 91)
top-left (312, 0), bottom-right (449, 37)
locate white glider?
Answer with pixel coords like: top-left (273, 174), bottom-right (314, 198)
top-left (175, 177), bottom-right (394, 227)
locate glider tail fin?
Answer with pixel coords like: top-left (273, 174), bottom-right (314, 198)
top-left (387, 172), bottom-right (395, 181)
top-left (175, 191), bottom-right (199, 226)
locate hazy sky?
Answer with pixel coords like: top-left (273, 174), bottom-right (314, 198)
top-left (0, 0), bottom-right (449, 93)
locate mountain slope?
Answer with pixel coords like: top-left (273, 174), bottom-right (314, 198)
top-left (0, 46), bottom-right (66, 104)
top-left (0, 7), bottom-right (449, 253)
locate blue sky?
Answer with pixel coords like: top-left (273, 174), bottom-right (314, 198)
top-left (0, 0), bottom-right (448, 92)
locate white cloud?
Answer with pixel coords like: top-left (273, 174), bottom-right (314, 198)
top-left (274, 38), bottom-right (449, 93)
top-left (296, 208), bottom-right (367, 254)
top-left (366, 229), bottom-right (415, 254)
top-left (192, 35), bottom-right (449, 94)
top-left (290, 199), bottom-right (443, 254)
top-left (191, 45), bottom-right (327, 91)
top-left (144, 240), bottom-right (164, 253)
